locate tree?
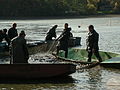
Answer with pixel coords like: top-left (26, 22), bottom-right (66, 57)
top-left (113, 1), bottom-right (120, 13)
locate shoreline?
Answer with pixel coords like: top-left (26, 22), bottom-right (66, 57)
top-left (0, 14), bottom-right (120, 20)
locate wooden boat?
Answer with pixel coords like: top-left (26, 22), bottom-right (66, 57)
top-left (0, 38), bottom-right (79, 79)
top-left (54, 48), bottom-right (120, 68)
top-left (0, 63), bottom-right (76, 79)
top-left (0, 44), bottom-right (77, 79)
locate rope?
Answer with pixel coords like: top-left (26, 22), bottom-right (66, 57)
top-left (52, 53), bottom-right (100, 69)
top-left (47, 40), bottom-right (57, 53)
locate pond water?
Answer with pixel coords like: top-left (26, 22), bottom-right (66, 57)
top-left (0, 16), bottom-right (120, 90)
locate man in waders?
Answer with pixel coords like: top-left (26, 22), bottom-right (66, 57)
top-left (8, 23), bottom-right (18, 40)
top-left (10, 31), bottom-right (29, 64)
top-left (56, 23), bottom-right (72, 58)
top-left (86, 25), bottom-right (102, 62)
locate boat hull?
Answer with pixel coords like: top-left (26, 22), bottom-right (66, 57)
top-left (0, 64), bottom-right (76, 79)
top-left (57, 48), bottom-right (120, 68)
top-left (100, 57), bottom-right (120, 69)
top-left (58, 48), bottom-right (120, 62)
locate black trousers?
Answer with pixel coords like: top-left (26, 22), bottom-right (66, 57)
top-left (57, 46), bottom-right (68, 58)
top-left (87, 50), bottom-right (102, 62)
top-left (56, 41), bottom-right (68, 58)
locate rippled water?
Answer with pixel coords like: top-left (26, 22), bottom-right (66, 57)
top-left (0, 16), bottom-right (120, 90)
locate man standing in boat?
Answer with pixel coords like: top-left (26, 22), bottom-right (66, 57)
top-left (8, 23), bottom-right (18, 40)
top-left (0, 29), bottom-right (11, 46)
top-left (10, 31), bottom-right (29, 64)
top-left (86, 25), bottom-right (102, 62)
top-left (2, 29), bottom-right (11, 46)
top-left (45, 25), bottom-right (58, 41)
top-left (56, 23), bottom-right (72, 58)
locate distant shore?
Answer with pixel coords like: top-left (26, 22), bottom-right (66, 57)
top-left (1, 14), bottom-right (120, 20)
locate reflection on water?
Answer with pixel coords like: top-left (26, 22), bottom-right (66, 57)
top-left (0, 76), bottom-right (75, 90)
top-left (72, 66), bottom-right (120, 90)
top-left (0, 76), bottom-right (75, 84)
top-left (0, 16), bottom-right (120, 89)
top-left (0, 57), bottom-right (10, 64)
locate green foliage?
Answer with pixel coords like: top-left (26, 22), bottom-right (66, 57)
top-left (0, 0), bottom-right (120, 17)
top-left (113, 1), bottom-right (120, 13)
top-left (86, 4), bottom-right (97, 14)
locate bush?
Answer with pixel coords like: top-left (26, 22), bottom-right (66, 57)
top-left (86, 4), bottom-right (97, 14)
top-left (112, 2), bottom-right (120, 14)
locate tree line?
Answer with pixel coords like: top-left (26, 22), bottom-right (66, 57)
top-left (0, 0), bottom-right (120, 17)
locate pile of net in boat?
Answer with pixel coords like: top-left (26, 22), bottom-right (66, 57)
top-left (29, 53), bottom-right (65, 64)
top-left (29, 53), bottom-right (99, 69)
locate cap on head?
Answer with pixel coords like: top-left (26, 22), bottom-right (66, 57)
top-left (3, 29), bottom-right (7, 33)
top-left (54, 25), bottom-right (58, 27)
top-left (65, 23), bottom-right (68, 26)
top-left (19, 30), bottom-right (26, 36)
top-left (53, 25), bottom-right (58, 29)
top-left (64, 23), bottom-right (69, 29)
top-left (88, 25), bottom-right (94, 29)
top-left (13, 23), bottom-right (17, 27)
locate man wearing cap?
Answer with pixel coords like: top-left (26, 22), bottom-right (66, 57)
top-left (2, 29), bottom-right (11, 46)
top-left (10, 31), bottom-right (29, 64)
top-left (86, 25), bottom-right (102, 62)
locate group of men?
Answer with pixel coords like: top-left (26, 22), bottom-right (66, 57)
top-left (0, 29), bottom-right (10, 45)
top-left (0, 23), bottom-right (29, 64)
top-left (46, 23), bottom-right (102, 62)
top-left (0, 23), bottom-right (17, 45)
top-left (1, 22), bottom-right (102, 64)
top-left (45, 23), bottom-right (73, 58)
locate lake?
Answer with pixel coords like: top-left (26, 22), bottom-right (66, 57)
top-left (0, 16), bottom-right (120, 90)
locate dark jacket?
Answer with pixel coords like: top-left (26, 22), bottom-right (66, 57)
top-left (0, 32), bottom-right (10, 45)
top-left (45, 28), bottom-right (56, 41)
top-left (0, 33), bottom-right (3, 42)
top-left (11, 36), bottom-right (29, 64)
top-left (8, 27), bottom-right (18, 40)
top-left (57, 28), bottom-right (71, 51)
top-left (2, 33), bottom-right (11, 45)
top-left (86, 30), bottom-right (99, 51)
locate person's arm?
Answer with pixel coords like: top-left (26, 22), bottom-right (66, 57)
top-left (53, 30), bottom-right (56, 38)
top-left (5, 35), bottom-right (11, 45)
top-left (8, 29), bottom-right (11, 38)
top-left (15, 29), bottom-right (18, 37)
top-left (93, 33), bottom-right (99, 51)
top-left (23, 39), bottom-right (29, 60)
top-left (55, 30), bottom-right (65, 41)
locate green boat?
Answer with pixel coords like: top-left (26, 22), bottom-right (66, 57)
top-left (100, 57), bottom-right (120, 68)
top-left (55, 48), bottom-right (120, 68)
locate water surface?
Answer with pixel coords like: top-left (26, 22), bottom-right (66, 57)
top-left (0, 16), bottom-right (120, 90)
